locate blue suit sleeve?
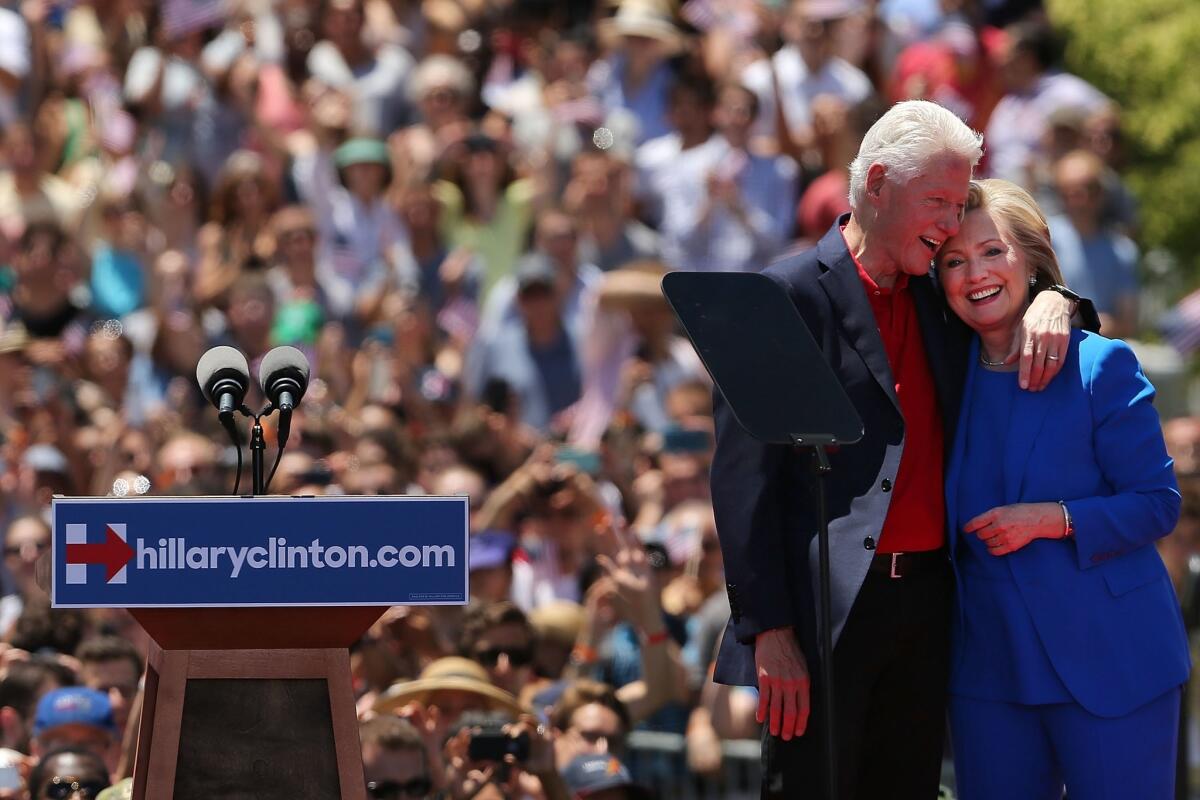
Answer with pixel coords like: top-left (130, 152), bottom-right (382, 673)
top-left (710, 388), bottom-right (800, 644)
top-left (1067, 339), bottom-right (1181, 569)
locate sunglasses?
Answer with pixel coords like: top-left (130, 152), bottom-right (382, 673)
top-left (4, 541), bottom-right (48, 557)
top-left (42, 777), bottom-right (109, 799)
top-left (367, 778), bottom-right (433, 799)
top-left (473, 645), bottom-right (533, 668)
top-left (576, 728), bottom-right (618, 745)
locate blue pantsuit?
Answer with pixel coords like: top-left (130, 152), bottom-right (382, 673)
top-left (950, 689), bottom-right (1180, 800)
top-left (945, 331), bottom-right (1190, 799)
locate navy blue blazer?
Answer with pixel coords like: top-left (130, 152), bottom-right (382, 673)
top-left (711, 219), bottom-right (968, 687)
top-left (945, 330), bottom-right (1189, 717)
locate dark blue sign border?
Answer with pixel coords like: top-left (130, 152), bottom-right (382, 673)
top-left (51, 495), bottom-right (470, 609)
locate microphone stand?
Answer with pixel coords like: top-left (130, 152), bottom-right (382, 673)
top-left (237, 404), bottom-right (273, 496)
top-left (250, 414), bottom-right (266, 496)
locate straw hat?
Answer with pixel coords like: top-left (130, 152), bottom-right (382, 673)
top-left (0, 322), bottom-right (30, 355)
top-left (596, 259), bottom-right (671, 311)
top-left (373, 657), bottom-right (526, 717)
top-left (600, 1), bottom-right (685, 53)
top-left (530, 601), bottom-right (587, 646)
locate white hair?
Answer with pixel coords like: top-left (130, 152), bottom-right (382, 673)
top-left (847, 100), bottom-right (983, 209)
top-left (408, 55), bottom-right (476, 103)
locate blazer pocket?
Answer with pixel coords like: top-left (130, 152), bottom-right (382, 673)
top-left (1102, 547), bottom-right (1169, 597)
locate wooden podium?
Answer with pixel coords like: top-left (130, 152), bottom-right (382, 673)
top-left (130, 606), bottom-right (385, 800)
top-left (50, 494), bottom-right (468, 800)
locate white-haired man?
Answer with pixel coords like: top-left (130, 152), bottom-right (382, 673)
top-left (709, 100), bottom-right (1092, 798)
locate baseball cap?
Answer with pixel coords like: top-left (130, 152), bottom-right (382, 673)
top-left (22, 444), bottom-right (70, 476)
top-left (515, 253), bottom-right (558, 294)
top-left (470, 530), bottom-right (516, 572)
top-left (562, 753), bottom-right (650, 799)
top-left (333, 137), bottom-right (390, 169)
top-left (33, 688), bottom-right (116, 737)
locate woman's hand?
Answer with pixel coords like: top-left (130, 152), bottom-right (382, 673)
top-left (964, 502), bottom-right (1068, 556)
top-left (1007, 291), bottom-right (1073, 391)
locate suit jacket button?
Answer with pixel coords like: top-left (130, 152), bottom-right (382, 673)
top-left (863, 536), bottom-right (876, 550)
top-left (881, 479), bottom-right (893, 492)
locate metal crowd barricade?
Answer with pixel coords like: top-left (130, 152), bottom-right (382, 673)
top-left (625, 732), bottom-right (962, 799)
top-left (625, 731), bottom-right (761, 800)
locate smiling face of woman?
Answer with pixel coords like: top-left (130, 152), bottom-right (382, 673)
top-left (938, 207), bottom-right (1034, 339)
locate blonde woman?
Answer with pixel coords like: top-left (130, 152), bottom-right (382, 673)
top-left (936, 179), bottom-right (1187, 798)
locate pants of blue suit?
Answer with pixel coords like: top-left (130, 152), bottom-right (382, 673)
top-left (949, 688), bottom-right (1181, 800)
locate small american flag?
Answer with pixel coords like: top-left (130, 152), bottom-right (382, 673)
top-left (162, 0), bottom-right (227, 39)
top-left (552, 96), bottom-right (606, 128)
top-left (680, 0), bottom-right (758, 37)
top-left (1162, 288), bottom-right (1200, 355)
top-left (330, 235), bottom-right (363, 281)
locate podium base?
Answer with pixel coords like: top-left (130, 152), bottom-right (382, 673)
top-left (130, 608), bottom-right (383, 800)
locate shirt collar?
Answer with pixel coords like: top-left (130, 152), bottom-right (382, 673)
top-left (840, 225), bottom-right (908, 296)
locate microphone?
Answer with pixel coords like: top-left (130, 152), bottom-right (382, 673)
top-left (258, 346), bottom-right (310, 412)
top-left (196, 346), bottom-right (251, 417)
top-left (258, 348), bottom-right (309, 489)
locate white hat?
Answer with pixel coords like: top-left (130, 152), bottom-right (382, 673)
top-left (601, 1), bottom-right (685, 53)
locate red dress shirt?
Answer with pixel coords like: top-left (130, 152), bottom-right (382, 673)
top-left (846, 237), bottom-right (946, 553)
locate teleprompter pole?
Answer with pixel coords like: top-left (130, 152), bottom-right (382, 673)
top-left (793, 435), bottom-right (837, 800)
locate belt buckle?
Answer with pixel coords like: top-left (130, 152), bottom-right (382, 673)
top-left (889, 553), bottom-right (903, 579)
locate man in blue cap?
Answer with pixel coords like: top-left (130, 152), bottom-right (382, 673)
top-left (470, 529), bottom-right (516, 603)
top-left (31, 688), bottom-right (118, 779)
top-left (561, 753), bottom-right (650, 800)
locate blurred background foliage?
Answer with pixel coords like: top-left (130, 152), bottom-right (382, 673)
top-left (1048, 0), bottom-right (1200, 289)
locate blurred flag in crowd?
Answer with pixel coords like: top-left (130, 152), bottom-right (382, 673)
top-left (1160, 287), bottom-right (1200, 355)
top-left (680, 0), bottom-right (759, 38)
top-left (163, 0), bottom-right (227, 39)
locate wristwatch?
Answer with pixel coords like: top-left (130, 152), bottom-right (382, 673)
top-left (1047, 284), bottom-right (1081, 312)
top-left (1043, 283), bottom-right (1102, 333)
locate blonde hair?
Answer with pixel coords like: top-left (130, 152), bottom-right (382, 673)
top-left (964, 179), bottom-right (1065, 293)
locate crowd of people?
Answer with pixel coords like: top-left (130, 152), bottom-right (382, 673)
top-left (0, 0), bottom-right (1186, 797)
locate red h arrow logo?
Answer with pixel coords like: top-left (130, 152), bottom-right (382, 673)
top-left (66, 526), bottom-right (135, 583)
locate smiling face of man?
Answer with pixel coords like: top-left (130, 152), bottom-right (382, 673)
top-left (865, 152), bottom-right (972, 280)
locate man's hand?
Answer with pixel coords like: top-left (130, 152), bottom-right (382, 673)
top-left (964, 502), bottom-right (1066, 556)
top-left (754, 627), bottom-right (810, 740)
top-left (1006, 290), bottom-right (1073, 391)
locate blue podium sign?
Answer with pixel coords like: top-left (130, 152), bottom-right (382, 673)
top-left (51, 496), bottom-right (469, 608)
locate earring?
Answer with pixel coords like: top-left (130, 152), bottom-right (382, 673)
top-left (1029, 274), bottom-right (1037, 287)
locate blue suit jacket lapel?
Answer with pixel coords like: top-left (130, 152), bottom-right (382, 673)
top-left (1002, 348), bottom-right (1068, 504)
top-left (813, 221), bottom-right (900, 412)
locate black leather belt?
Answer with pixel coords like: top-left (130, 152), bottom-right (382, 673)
top-left (868, 550), bottom-right (948, 579)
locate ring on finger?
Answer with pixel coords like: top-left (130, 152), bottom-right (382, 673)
top-left (1047, 353), bottom-right (1060, 361)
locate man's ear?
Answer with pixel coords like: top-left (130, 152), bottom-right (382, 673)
top-left (864, 163), bottom-right (888, 206)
